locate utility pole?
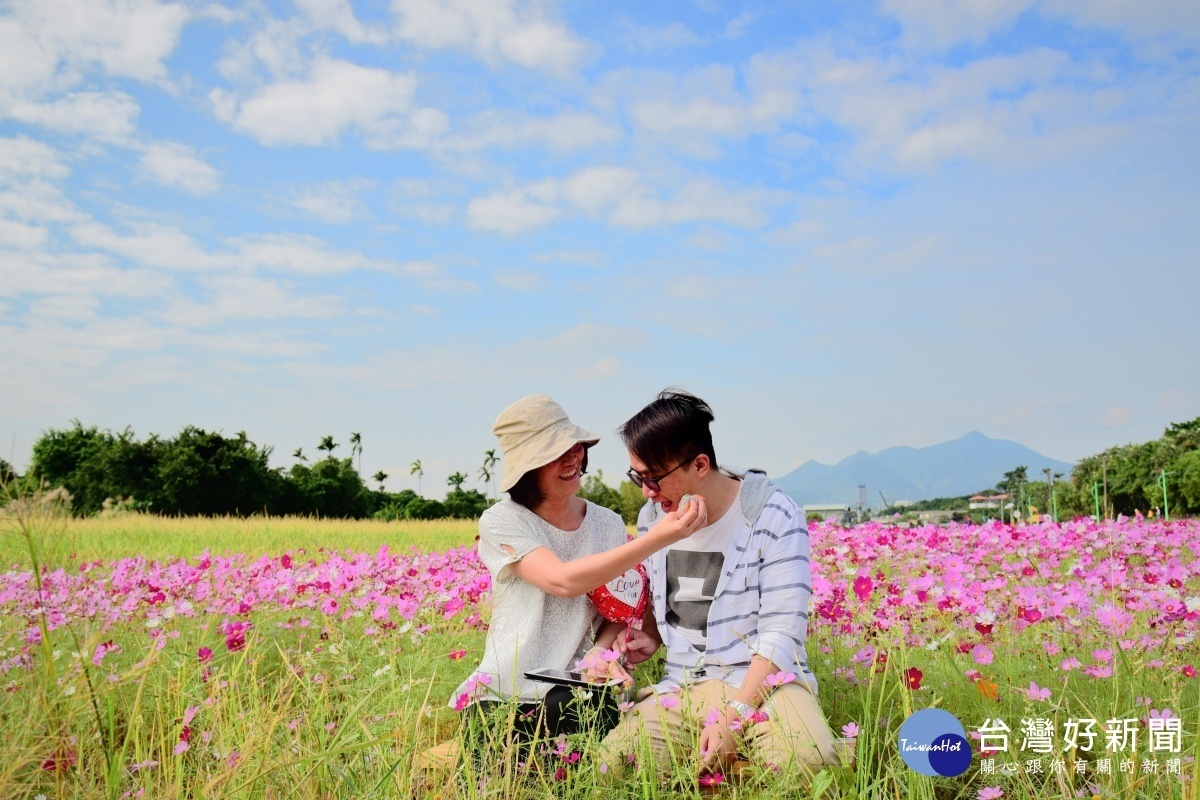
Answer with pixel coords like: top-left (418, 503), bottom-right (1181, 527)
top-left (1092, 482), bottom-right (1101, 520)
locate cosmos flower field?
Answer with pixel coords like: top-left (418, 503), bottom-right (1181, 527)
top-left (1, 512), bottom-right (1196, 799)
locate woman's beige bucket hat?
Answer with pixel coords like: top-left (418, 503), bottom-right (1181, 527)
top-left (494, 395), bottom-right (600, 493)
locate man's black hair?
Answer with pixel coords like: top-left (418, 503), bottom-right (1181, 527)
top-left (618, 389), bottom-right (717, 476)
top-left (508, 446), bottom-right (590, 510)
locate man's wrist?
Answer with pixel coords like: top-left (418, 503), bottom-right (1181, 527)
top-left (725, 699), bottom-right (757, 719)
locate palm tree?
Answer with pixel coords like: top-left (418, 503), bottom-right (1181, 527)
top-left (292, 447), bottom-right (307, 462)
top-left (373, 470), bottom-right (388, 491)
top-left (410, 459), bottom-right (424, 495)
top-left (350, 432), bottom-right (362, 474)
top-left (447, 471), bottom-right (467, 492)
top-left (317, 435), bottom-right (338, 459)
top-left (481, 448), bottom-right (499, 499)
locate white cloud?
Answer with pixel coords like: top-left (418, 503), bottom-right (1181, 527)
top-left (572, 356), bottom-right (620, 380)
top-left (211, 57), bottom-right (441, 147)
top-left (290, 178), bottom-right (374, 223)
top-left (0, 218), bottom-right (49, 249)
top-left (467, 167), bottom-right (775, 233)
top-left (0, 0), bottom-right (189, 93)
top-left (391, 0), bottom-right (588, 74)
top-left (467, 187), bottom-right (561, 234)
top-left (3, 91), bottom-right (140, 141)
top-left (446, 110), bottom-right (621, 152)
top-left (401, 261), bottom-right (478, 291)
top-left (294, 0), bottom-right (389, 44)
top-left (882, 0), bottom-right (1200, 49)
top-left (0, 137), bottom-right (70, 180)
top-left (162, 274), bottom-right (344, 327)
top-left (560, 167), bottom-right (641, 216)
top-left (493, 270), bottom-right (542, 291)
top-left (603, 57), bottom-right (804, 148)
top-left (138, 142), bottom-right (220, 195)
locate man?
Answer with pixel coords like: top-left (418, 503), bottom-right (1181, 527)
top-left (598, 389), bottom-right (839, 776)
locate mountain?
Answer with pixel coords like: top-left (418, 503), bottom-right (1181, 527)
top-left (774, 431), bottom-right (1075, 508)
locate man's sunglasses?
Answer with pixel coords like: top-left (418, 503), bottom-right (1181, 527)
top-left (626, 455), bottom-right (698, 494)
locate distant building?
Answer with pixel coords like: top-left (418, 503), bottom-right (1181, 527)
top-left (893, 500), bottom-right (913, 509)
top-left (804, 503), bottom-right (853, 524)
top-left (969, 493), bottom-right (1009, 510)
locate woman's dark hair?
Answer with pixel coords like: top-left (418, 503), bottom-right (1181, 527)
top-left (618, 389), bottom-right (717, 475)
top-left (508, 445), bottom-right (591, 510)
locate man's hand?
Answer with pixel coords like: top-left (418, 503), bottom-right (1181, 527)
top-left (615, 626), bottom-right (659, 666)
top-left (698, 707), bottom-right (741, 771)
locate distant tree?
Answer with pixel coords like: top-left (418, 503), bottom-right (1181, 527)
top-left (447, 471), bottom-right (468, 492)
top-left (373, 470), bottom-right (388, 491)
top-left (317, 436), bottom-right (339, 459)
top-left (284, 457), bottom-right (371, 518)
top-left (579, 470), bottom-right (621, 514)
top-left (292, 447), bottom-right (307, 462)
top-left (410, 459), bottom-right (424, 495)
top-left (444, 487), bottom-right (489, 519)
top-left (374, 489), bottom-right (419, 521)
top-left (617, 479), bottom-right (647, 525)
top-left (480, 448), bottom-right (499, 498)
top-left (403, 496), bottom-right (447, 520)
top-left (349, 432), bottom-right (362, 474)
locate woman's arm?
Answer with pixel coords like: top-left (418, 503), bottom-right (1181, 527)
top-left (506, 498), bottom-right (708, 598)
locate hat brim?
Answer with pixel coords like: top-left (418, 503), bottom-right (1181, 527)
top-left (498, 419), bottom-right (600, 493)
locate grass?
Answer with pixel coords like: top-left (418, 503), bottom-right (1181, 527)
top-left (0, 512), bottom-right (478, 565)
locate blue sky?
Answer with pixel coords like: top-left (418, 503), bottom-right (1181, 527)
top-left (3, 0), bottom-right (1198, 496)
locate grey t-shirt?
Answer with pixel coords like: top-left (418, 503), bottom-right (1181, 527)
top-left (448, 498), bottom-right (628, 705)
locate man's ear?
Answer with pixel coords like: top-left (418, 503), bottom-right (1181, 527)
top-left (693, 453), bottom-right (711, 479)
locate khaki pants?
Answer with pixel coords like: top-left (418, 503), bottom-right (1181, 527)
top-left (597, 679), bottom-right (840, 776)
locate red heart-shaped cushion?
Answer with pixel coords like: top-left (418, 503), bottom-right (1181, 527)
top-left (587, 563), bottom-right (649, 624)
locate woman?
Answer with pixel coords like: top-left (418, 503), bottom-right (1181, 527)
top-left (449, 394), bottom-right (707, 746)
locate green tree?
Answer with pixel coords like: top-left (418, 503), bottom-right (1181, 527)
top-left (410, 459), bottom-right (424, 495)
top-left (447, 471), bottom-right (468, 492)
top-left (404, 496), bottom-right (447, 520)
top-left (444, 487), bottom-right (489, 519)
top-left (292, 447), bottom-right (307, 462)
top-left (579, 470), bottom-right (621, 514)
top-left (373, 470), bottom-right (388, 491)
top-left (349, 432), bottom-right (362, 474)
top-left (617, 479), bottom-right (647, 525)
top-left (284, 457), bottom-right (371, 518)
top-left (480, 448), bottom-right (499, 499)
top-left (317, 436), bottom-right (338, 459)
top-left (155, 427), bottom-right (281, 516)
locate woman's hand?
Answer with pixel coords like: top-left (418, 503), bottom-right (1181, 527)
top-left (615, 626), bottom-right (660, 666)
top-left (647, 495), bottom-right (708, 545)
top-left (577, 647), bottom-right (633, 686)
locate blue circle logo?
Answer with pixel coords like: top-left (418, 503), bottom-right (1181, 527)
top-left (897, 709), bottom-right (971, 777)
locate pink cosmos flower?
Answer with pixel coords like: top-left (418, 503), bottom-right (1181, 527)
top-left (198, 647), bottom-right (213, 664)
top-left (842, 722), bottom-right (859, 739)
top-left (1060, 657), bottom-right (1082, 671)
top-left (764, 671), bottom-right (796, 687)
top-left (1026, 682), bottom-right (1051, 701)
top-left (698, 772), bottom-right (725, 787)
top-left (447, 649), bottom-right (467, 660)
top-left (658, 694), bottom-right (680, 710)
top-left (1092, 649), bottom-right (1113, 664)
top-left (972, 644), bottom-right (994, 665)
top-left (978, 788), bottom-right (1004, 800)
top-left (1183, 665), bottom-right (1197, 678)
